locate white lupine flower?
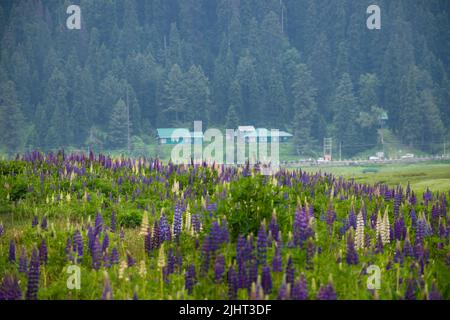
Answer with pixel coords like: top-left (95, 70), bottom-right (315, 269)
top-left (139, 260), bottom-right (147, 278)
top-left (355, 211), bottom-right (365, 250)
top-left (158, 243), bottom-right (166, 269)
top-left (172, 179), bottom-right (179, 193)
top-left (382, 208), bottom-right (391, 245)
top-left (184, 205), bottom-right (191, 234)
top-left (140, 210), bottom-right (149, 236)
top-left (119, 260), bottom-right (127, 279)
top-left (376, 211), bottom-right (383, 240)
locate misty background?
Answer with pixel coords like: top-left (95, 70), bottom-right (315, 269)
top-left (0, 0), bottom-right (449, 158)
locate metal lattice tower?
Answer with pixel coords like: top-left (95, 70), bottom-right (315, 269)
top-left (324, 138), bottom-right (332, 161)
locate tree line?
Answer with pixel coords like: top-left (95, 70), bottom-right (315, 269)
top-left (0, 0), bottom-right (449, 156)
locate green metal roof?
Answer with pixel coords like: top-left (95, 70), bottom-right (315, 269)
top-left (245, 128), bottom-right (293, 137)
top-left (157, 128), bottom-right (204, 139)
top-left (157, 128), bottom-right (292, 139)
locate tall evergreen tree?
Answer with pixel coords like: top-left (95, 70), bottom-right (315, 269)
top-left (331, 73), bottom-right (361, 156)
top-left (291, 64), bottom-right (318, 156)
top-left (44, 68), bottom-right (70, 149)
top-left (0, 81), bottom-right (25, 155)
top-left (108, 99), bottom-right (129, 150)
top-left (225, 104), bottom-right (239, 129)
top-left (160, 64), bottom-right (187, 126)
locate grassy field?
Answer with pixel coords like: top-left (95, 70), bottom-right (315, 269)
top-left (301, 161), bottom-right (450, 193)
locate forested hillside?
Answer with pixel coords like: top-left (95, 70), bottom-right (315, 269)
top-left (0, 0), bottom-right (449, 156)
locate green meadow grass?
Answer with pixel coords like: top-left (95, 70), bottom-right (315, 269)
top-left (301, 161), bottom-right (450, 193)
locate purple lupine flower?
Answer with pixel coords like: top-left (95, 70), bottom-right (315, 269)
top-left (394, 191), bottom-right (402, 216)
top-left (152, 221), bottom-right (161, 249)
top-left (32, 216), bottom-right (39, 228)
top-left (237, 263), bottom-right (247, 290)
top-left (326, 203), bottom-right (336, 234)
top-left (394, 215), bottom-right (406, 241)
top-left (39, 239), bottom-right (48, 265)
top-left (167, 249), bottom-right (175, 274)
top-left (94, 213), bottom-right (103, 236)
top-left (316, 283), bottom-right (337, 300)
top-left (160, 214), bottom-right (171, 242)
top-left (306, 240), bottom-right (315, 270)
top-left (277, 282), bottom-right (289, 300)
top-left (0, 223), bottom-right (4, 237)
top-left (185, 264), bottom-right (196, 295)
top-left (210, 221), bottom-right (221, 252)
top-left (127, 251), bottom-right (136, 267)
top-left (257, 223), bottom-right (267, 265)
top-left (431, 205), bottom-right (440, 226)
top-left (74, 230), bottom-right (83, 262)
top-left (272, 245), bottom-right (282, 272)
top-left (414, 242), bottom-right (425, 261)
top-left (192, 214), bottom-right (201, 233)
top-left (175, 249), bottom-right (183, 272)
top-left (248, 260), bottom-right (258, 290)
top-left (214, 254), bottom-right (225, 283)
top-left (261, 265), bottom-right (272, 294)
top-left (65, 236), bottom-right (72, 257)
top-left (200, 236), bottom-right (211, 275)
top-left (102, 233), bottom-right (109, 253)
top-left (428, 283), bottom-right (442, 300)
top-left (110, 211), bottom-right (117, 233)
top-left (346, 233), bottom-right (358, 265)
top-left (227, 266), bottom-right (238, 300)
top-left (403, 237), bottom-right (413, 257)
top-left (8, 240), bottom-right (16, 262)
top-left (101, 248), bottom-right (110, 268)
top-left (0, 274), bottom-right (22, 300)
top-left (87, 224), bottom-right (94, 252)
top-left (285, 256), bottom-right (295, 286)
top-left (292, 274), bottom-right (308, 300)
top-left (294, 206), bottom-right (309, 247)
top-left (173, 203), bottom-right (183, 240)
top-left (110, 247), bottom-right (119, 265)
top-left (394, 242), bottom-right (403, 265)
top-left (348, 207), bottom-right (357, 230)
top-left (410, 192), bottom-right (417, 205)
top-left (19, 247), bottom-right (28, 273)
top-left (410, 208), bottom-right (417, 227)
top-left (40, 216), bottom-right (48, 230)
top-left (415, 217), bottom-right (426, 245)
top-left (423, 188), bottom-right (432, 205)
top-left (236, 235), bottom-right (246, 265)
top-left (91, 236), bottom-right (102, 270)
top-left (101, 275), bottom-right (113, 300)
top-left (375, 234), bottom-right (384, 254)
top-left (144, 229), bottom-right (152, 254)
top-left (404, 279), bottom-right (416, 300)
top-left (269, 214), bottom-right (279, 242)
top-left (26, 248), bottom-right (40, 300)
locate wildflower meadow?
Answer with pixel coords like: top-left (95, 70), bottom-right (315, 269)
top-left (0, 150), bottom-right (449, 300)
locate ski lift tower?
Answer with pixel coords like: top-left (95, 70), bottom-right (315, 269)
top-left (378, 111), bottom-right (389, 156)
top-left (324, 138), bottom-right (332, 161)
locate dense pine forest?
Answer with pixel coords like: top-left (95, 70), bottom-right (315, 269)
top-left (0, 0), bottom-right (449, 157)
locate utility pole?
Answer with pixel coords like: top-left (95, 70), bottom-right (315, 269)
top-left (280, 0), bottom-right (284, 34)
top-left (339, 141), bottom-right (342, 162)
top-left (126, 87), bottom-right (131, 156)
top-left (324, 138), bottom-right (332, 161)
